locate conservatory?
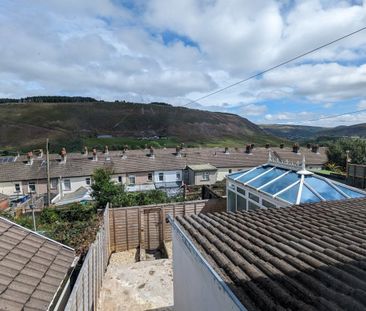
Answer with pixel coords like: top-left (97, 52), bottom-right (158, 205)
top-left (226, 154), bottom-right (366, 212)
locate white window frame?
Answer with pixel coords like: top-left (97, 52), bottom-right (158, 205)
top-left (28, 182), bottom-right (36, 193)
top-left (128, 175), bottom-right (136, 185)
top-left (50, 179), bottom-right (58, 190)
top-left (158, 173), bottom-right (164, 182)
top-left (86, 177), bottom-right (91, 186)
top-left (202, 172), bottom-right (210, 181)
top-left (148, 173), bottom-right (153, 181)
top-left (63, 179), bottom-right (71, 191)
top-left (118, 176), bottom-right (123, 183)
top-left (15, 183), bottom-right (21, 193)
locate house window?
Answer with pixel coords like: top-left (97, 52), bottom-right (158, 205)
top-left (63, 179), bottom-right (71, 191)
top-left (228, 169), bottom-right (232, 174)
top-left (28, 182), bottom-right (36, 193)
top-left (176, 172), bottom-right (181, 180)
top-left (15, 183), bottom-right (20, 192)
top-left (86, 178), bottom-right (91, 186)
top-left (202, 172), bottom-right (209, 181)
top-left (158, 173), bottom-right (164, 182)
top-left (50, 179), bottom-right (58, 190)
top-left (118, 176), bottom-right (122, 183)
top-left (129, 175), bottom-right (135, 185)
top-left (248, 201), bottom-right (260, 211)
top-left (148, 173), bottom-right (153, 181)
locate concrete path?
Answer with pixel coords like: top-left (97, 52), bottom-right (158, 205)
top-left (98, 252), bottom-right (173, 311)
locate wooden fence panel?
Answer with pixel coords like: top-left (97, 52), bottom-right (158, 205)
top-left (64, 205), bottom-right (111, 311)
top-left (110, 198), bottom-right (226, 252)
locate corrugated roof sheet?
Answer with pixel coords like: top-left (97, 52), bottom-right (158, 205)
top-left (176, 198), bottom-right (366, 311)
top-left (0, 217), bottom-right (76, 310)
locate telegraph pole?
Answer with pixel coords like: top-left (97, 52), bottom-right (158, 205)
top-left (46, 138), bottom-right (51, 206)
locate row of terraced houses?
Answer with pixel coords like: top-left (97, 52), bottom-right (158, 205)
top-left (0, 145), bottom-right (327, 206)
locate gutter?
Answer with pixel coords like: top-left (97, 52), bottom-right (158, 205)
top-left (168, 214), bottom-right (248, 311)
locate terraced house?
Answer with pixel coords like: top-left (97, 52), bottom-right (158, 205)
top-left (0, 145), bottom-right (327, 205)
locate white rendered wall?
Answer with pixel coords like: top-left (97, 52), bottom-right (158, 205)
top-left (173, 225), bottom-right (246, 311)
top-left (153, 170), bottom-right (182, 183)
top-left (0, 181), bottom-right (24, 196)
top-left (63, 176), bottom-right (91, 193)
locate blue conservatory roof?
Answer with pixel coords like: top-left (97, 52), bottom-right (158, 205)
top-left (228, 155), bottom-right (366, 205)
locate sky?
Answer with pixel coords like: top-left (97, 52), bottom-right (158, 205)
top-left (0, 0), bottom-right (366, 127)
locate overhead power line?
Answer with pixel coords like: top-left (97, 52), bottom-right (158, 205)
top-left (182, 26), bottom-right (366, 107)
top-left (307, 108), bottom-right (366, 122)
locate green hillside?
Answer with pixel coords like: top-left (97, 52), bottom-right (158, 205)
top-left (0, 100), bottom-right (284, 152)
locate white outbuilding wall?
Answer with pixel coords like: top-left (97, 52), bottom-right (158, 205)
top-left (153, 170), bottom-right (182, 183)
top-left (172, 220), bottom-right (247, 311)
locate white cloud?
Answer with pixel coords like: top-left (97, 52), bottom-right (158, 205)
top-left (357, 99), bottom-right (366, 109)
top-left (0, 0), bottom-right (366, 126)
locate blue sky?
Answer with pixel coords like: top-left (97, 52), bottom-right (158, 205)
top-left (0, 0), bottom-right (366, 126)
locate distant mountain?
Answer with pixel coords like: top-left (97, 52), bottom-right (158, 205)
top-left (260, 124), bottom-right (326, 140)
top-left (0, 100), bottom-right (282, 151)
top-left (260, 123), bottom-right (366, 141)
top-left (319, 123), bottom-right (366, 138)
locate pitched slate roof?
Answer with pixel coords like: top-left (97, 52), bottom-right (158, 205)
top-left (176, 198), bottom-right (366, 311)
top-left (0, 147), bottom-right (328, 182)
top-left (0, 217), bottom-right (76, 310)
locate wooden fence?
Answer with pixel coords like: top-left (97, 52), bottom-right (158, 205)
top-left (64, 204), bottom-right (111, 311)
top-left (109, 198), bottom-right (226, 252)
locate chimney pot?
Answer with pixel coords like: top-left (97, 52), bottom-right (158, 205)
top-left (224, 147), bottom-right (229, 154)
top-left (245, 144), bottom-right (252, 154)
top-left (311, 144), bottom-right (319, 153)
top-left (104, 145), bottom-right (109, 154)
top-left (280, 143), bottom-right (284, 149)
top-left (265, 144), bottom-right (270, 149)
top-left (175, 146), bottom-right (181, 157)
top-left (92, 148), bottom-right (98, 161)
top-left (60, 147), bottom-right (67, 163)
top-left (149, 146), bottom-right (155, 158)
top-left (292, 143), bottom-right (300, 154)
top-left (84, 146), bottom-right (88, 156)
top-left (27, 151), bottom-right (34, 165)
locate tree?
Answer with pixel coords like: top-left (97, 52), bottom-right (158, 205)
top-left (327, 138), bottom-right (366, 170)
top-left (91, 168), bottom-right (121, 208)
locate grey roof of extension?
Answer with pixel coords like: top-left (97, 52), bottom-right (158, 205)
top-left (176, 198), bottom-right (366, 311)
top-left (0, 147), bottom-right (328, 182)
top-left (0, 217), bottom-right (76, 310)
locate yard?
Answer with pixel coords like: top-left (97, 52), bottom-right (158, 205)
top-left (98, 244), bottom-right (173, 311)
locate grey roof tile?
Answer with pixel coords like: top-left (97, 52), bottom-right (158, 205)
top-left (0, 217), bottom-right (75, 310)
top-left (176, 197), bottom-right (366, 311)
top-left (0, 147), bottom-right (327, 182)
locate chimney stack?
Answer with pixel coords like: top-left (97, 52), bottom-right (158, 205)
top-left (38, 149), bottom-right (44, 158)
top-left (83, 146), bottom-right (88, 156)
top-left (280, 143), bottom-right (284, 149)
top-left (307, 143), bottom-right (311, 149)
top-left (265, 143), bottom-right (270, 149)
top-left (245, 144), bottom-right (252, 154)
top-left (292, 143), bottom-right (300, 154)
top-left (60, 147), bottom-right (67, 163)
top-left (92, 148), bottom-right (98, 161)
top-left (104, 145), bottom-right (109, 155)
top-left (311, 144), bottom-right (319, 154)
top-left (175, 146), bottom-right (182, 157)
top-left (27, 151), bottom-right (34, 165)
top-left (149, 146), bottom-right (155, 158)
top-left (224, 147), bottom-right (229, 154)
